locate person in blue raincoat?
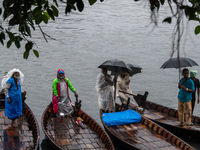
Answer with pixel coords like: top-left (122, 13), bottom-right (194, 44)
top-left (1, 68), bottom-right (24, 127)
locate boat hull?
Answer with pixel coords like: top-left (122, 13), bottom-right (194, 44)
top-left (100, 108), bottom-right (195, 150)
top-left (139, 100), bottom-right (200, 139)
top-left (42, 102), bottom-right (115, 150)
top-left (0, 91), bottom-right (40, 150)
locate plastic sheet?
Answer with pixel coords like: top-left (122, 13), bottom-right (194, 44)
top-left (102, 109), bottom-right (142, 126)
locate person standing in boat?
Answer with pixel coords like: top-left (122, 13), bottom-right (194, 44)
top-left (95, 68), bottom-right (115, 112)
top-left (116, 72), bottom-right (143, 111)
top-left (1, 68), bottom-right (24, 127)
top-left (189, 70), bottom-right (200, 115)
top-left (177, 68), bottom-right (195, 127)
top-left (52, 69), bottom-right (78, 117)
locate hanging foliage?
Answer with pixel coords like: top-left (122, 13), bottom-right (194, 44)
top-left (0, 0), bottom-right (200, 59)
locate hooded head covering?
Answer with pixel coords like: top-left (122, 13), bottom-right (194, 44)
top-left (190, 70), bottom-right (197, 77)
top-left (1, 68), bottom-right (24, 89)
top-left (57, 69), bottom-right (65, 78)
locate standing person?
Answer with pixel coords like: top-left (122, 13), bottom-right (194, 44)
top-left (95, 68), bottom-right (115, 113)
top-left (1, 68), bottom-right (24, 127)
top-left (52, 69), bottom-right (78, 117)
top-left (177, 68), bottom-right (195, 128)
top-left (116, 72), bottom-right (143, 111)
top-left (190, 70), bottom-right (200, 115)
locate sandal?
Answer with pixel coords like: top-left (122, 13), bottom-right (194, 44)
top-left (183, 124), bottom-right (192, 129)
top-left (176, 123), bottom-right (184, 127)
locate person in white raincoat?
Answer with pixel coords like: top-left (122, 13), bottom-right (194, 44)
top-left (96, 68), bottom-right (115, 112)
top-left (116, 72), bottom-right (143, 111)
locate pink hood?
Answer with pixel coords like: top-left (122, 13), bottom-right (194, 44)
top-left (57, 69), bottom-right (65, 78)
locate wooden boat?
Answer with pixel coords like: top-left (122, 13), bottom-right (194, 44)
top-left (134, 97), bottom-right (200, 139)
top-left (118, 90), bottom-right (200, 139)
top-left (41, 102), bottom-right (115, 150)
top-left (100, 108), bottom-right (195, 150)
top-left (0, 91), bottom-right (40, 150)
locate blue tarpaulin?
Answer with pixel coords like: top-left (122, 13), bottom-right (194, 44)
top-left (102, 109), bottom-right (142, 127)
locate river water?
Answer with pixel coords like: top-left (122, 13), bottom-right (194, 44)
top-left (1, 0), bottom-right (200, 149)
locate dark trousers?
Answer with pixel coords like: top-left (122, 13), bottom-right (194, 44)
top-left (191, 100), bottom-right (195, 115)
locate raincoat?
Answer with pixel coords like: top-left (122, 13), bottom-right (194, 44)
top-left (95, 73), bottom-right (115, 111)
top-left (5, 78), bottom-right (22, 119)
top-left (52, 69), bottom-right (76, 114)
top-left (116, 73), bottom-right (139, 109)
top-left (1, 68), bottom-right (24, 119)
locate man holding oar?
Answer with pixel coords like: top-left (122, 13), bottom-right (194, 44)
top-left (116, 72), bottom-right (143, 111)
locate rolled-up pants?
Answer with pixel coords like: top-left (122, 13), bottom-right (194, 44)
top-left (178, 99), bottom-right (191, 125)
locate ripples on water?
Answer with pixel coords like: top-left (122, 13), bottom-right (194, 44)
top-left (1, 0), bottom-right (200, 149)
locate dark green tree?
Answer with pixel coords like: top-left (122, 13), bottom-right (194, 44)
top-left (0, 0), bottom-right (200, 59)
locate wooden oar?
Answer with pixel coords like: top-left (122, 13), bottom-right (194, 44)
top-left (118, 90), bottom-right (136, 97)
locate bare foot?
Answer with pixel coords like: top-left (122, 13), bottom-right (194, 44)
top-left (11, 121), bottom-right (18, 127)
top-left (67, 115), bottom-right (72, 118)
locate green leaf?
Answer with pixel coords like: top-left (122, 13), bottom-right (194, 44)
top-left (0, 38), bottom-right (3, 45)
top-left (24, 24), bottom-right (31, 37)
top-left (23, 51), bottom-right (29, 59)
top-left (33, 49), bottom-right (39, 58)
top-left (7, 40), bottom-right (12, 48)
top-left (15, 41), bottom-right (21, 48)
top-left (15, 36), bottom-right (23, 42)
top-left (34, 11), bottom-right (43, 24)
top-left (43, 14), bottom-right (49, 24)
top-left (195, 25), bottom-right (200, 35)
top-left (89, 0), bottom-right (97, 5)
top-left (44, 12), bottom-right (50, 19)
top-left (77, 0), bottom-right (84, 12)
top-left (160, 0), bottom-right (165, 5)
top-left (0, 32), bottom-right (5, 45)
top-left (51, 5), bottom-right (59, 17)
top-left (185, 6), bottom-right (196, 20)
top-left (32, 7), bottom-right (42, 17)
top-left (0, 32), bottom-right (5, 40)
top-left (47, 8), bottom-right (55, 20)
top-left (8, 32), bottom-right (14, 41)
top-left (53, 0), bottom-right (58, 7)
top-left (70, 4), bottom-right (76, 11)
top-left (25, 41), bottom-right (33, 51)
top-left (163, 17), bottom-right (171, 23)
top-left (28, 12), bottom-right (34, 21)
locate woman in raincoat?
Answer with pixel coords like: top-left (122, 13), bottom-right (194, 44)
top-left (1, 68), bottom-right (24, 127)
top-left (52, 69), bottom-right (78, 117)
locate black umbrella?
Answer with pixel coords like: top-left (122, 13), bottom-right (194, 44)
top-left (111, 63), bottom-right (142, 77)
top-left (98, 59), bottom-right (131, 74)
top-left (160, 57), bottom-right (198, 69)
top-left (160, 57), bottom-right (198, 79)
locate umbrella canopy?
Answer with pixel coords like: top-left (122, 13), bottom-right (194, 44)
top-left (160, 57), bottom-right (199, 80)
top-left (111, 63), bottom-right (142, 77)
top-left (98, 59), bottom-right (131, 76)
top-left (160, 57), bottom-right (198, 69)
